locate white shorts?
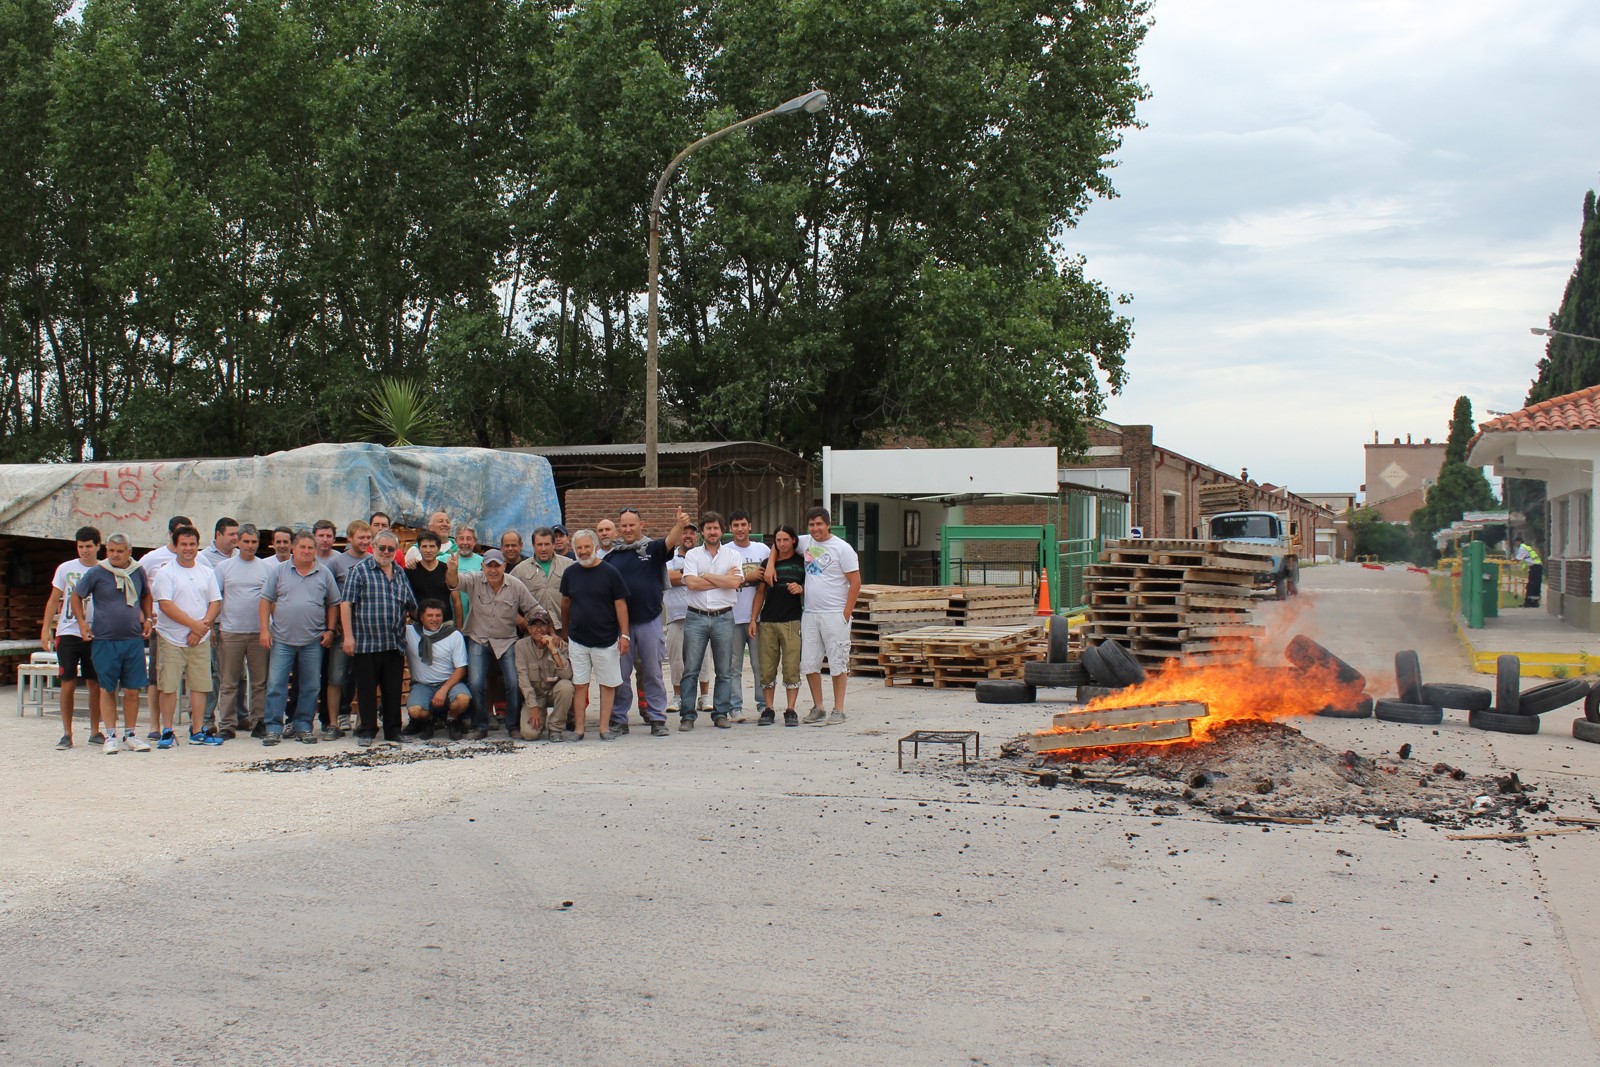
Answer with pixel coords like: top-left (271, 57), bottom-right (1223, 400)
top-left (800, 612), bottom-right (851, 676)
top-left (569, 640), bottom-right (622, 687)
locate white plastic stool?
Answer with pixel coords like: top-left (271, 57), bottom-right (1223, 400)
top-left (17, 663), bottom-right (59, 717)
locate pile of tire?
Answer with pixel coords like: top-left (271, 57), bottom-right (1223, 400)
top-left (1287, 635), bottom-right (1374, 719)
top-left (975, 616), bottom-right (1080, 705)
top-left (1466, 653), bottom-right (1593, 737)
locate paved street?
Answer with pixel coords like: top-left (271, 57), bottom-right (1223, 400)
top-left (4, 562), bottom-right (1600, 1065)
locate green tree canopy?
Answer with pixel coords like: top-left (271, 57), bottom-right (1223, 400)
top-left (0, 0), bottom-right (1149, 463)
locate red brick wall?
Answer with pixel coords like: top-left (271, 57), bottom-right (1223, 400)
top-left (563, 487), bottom-right (699, 540)
top-left (963, 503), bottom-right (1050, 562)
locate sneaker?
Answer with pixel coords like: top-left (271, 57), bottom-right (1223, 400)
top-left (146, 730), bottom-right (161, 742)
top-left (156, 731), bottom-right (175, 750)
top-left (824, 709), bottom-right (847, 726)
top-left (547, 730), bottom-right (565, 742)
top-left (263, 732), bottom-right (281, 746)
top-left (679, 718), bottom-right (695, 732)
top-left (802, 707), bottom-right (826, 725)
top-left (783, 710), bottom-right (799, 727)
top-left (188, 732), bottom-right (211, 746)
top-left (599, 730), bottom-right (616, 741)
top-left (666, 701), bottom-right (681, 714)
top-left (299, 730), bottom-right (319, 744)
top-left (322, 724), bottom-right (343, 741)
top-left (103, 734), bottom-right (120, 755)
top-left (446, 717), bottom-right (465, 742)
top-left (466, 729), bottom-right (488, 741)
top-left (757, 710), bottom-right (775, 726)
top-left (122, 732), bottom-right (151, 753)
top-left (615, 723), bottom-right (631, 735)
top-left (250, 724), bottom-right (266, 739)
top-left (355, 734), bottom-right (376, 748)
top-left (282, 724), bottom-right (298, 740)
top-left (55, 735), bottom-right (72, 750)
top-left (711, 714), bottom-right (731, 729)
top-left (650, 722), bottom-right (670, 737)
top-left (88, 732), bottom-right (106, 746)
top-left (218, 727), bottom-right (237, 740)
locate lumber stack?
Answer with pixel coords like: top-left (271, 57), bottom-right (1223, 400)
top-left (1197, 482), bottom-right (1249, 515)
top-left (1082, 538), bottom-right (1270, 669)
top-left (948, 585), bottom-right (1036, 627)
top-left (879, 624), bottom-right (1044, 688)
top-left (0, 535), bottom-right (74, 686)
top-left (1029, 701), bottom-right (1208, 752)
top-left (850, 585), bottom-right (957, 675)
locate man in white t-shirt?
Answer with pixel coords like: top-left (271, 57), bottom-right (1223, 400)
top-left (664, 524), bottom-right (712, 714)
top-left (39, 526), bottom-right (107, 749)
top-left (150, 525), bottom-right (223, 748)
top-left (676, 512), bottom-right (745, 729)
top-left (726, 510), bottom-right (771, 723)
top-left (213, 525), bottom-right (274, 738)
top-left (797, 507), bottom-right (861, 726)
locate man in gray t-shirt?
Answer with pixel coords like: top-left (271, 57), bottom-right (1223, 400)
top-left (259, 532), bottom-right (341, 742)
top-left (213, 525), bottom-right (273, 737)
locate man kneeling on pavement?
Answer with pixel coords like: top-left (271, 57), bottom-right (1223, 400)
top-left (403, 598), bottom-right (471, 739)
top-left (515, 608), bottom-right (575, 740)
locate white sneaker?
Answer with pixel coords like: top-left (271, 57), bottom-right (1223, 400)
top-left (122, 732), bottom-right (151, 753)
top-left (103, 735), bottom-right (120, 755)
top-left (802, 707), bottom-right (826, 725)
top-left (824, 709), bottom-right (847, 726)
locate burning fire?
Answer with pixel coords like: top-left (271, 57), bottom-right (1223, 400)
top-left (1054, 653), bottom-right (1364, 753)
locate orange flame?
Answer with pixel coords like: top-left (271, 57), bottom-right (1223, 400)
top-left (1056, 654), bottom-right (1362, 749)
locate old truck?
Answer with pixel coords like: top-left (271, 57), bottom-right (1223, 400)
top-left (1206, 510), bottom-right (1299, 599)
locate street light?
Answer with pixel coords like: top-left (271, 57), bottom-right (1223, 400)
top-left (1530, 326), bottom-right (1600, 344)
top-left (644, 89), bottom-right (830, 487)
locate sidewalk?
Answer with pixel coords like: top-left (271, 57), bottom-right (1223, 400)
top-left (1455, 603), bottom-right (1600, 677)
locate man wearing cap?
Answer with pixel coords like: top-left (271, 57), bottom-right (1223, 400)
top-left (447, 548), bottom-right (538, 739)
top-left (514, 608), bottom-right (574, 740)
top-left (604, 507), bottom-right (689, 737)
top-left (512, 526), bottom-right (572, 632)
top-left (553, 525), bottom-right (574, 559)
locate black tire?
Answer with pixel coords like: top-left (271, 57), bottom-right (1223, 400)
top-left (1394, 650), bottom-right (1424, 705)
top-left (1047, 615), bottom-right (1072, 664)
top-left (1469, 708), bottom-right (1541, 735)
top-left (1515, 679), bottom-right (1590, 716)
top-left (1274, 576), bottom-right (1288, 601)
top-left (1284, 635), bottom-right (1365, 688)
top-left (1419, 682), bottom-right (1493, 712)
top-left (1024, 660), bottom-right (1087, 688)
top-left (1080, 644), bottom-right (1113, 685)
top-left (1317, 695), bottom-right (1374, 718)
top-left (1585, 686), bottom-right (1600, 724)
top-left (1496, 654), bottom-right (1521, 717)
top-left (1077, 684), bottom-right (1123, 703)
top-left (1574, 718), bottom-right (1600, 744)
top-left (1095, 639), bottom-right (1147, 687)
top-left (975, 680), bottom-right (1037, 704)
top-left (1373, 698), bottom-right (1444, 726)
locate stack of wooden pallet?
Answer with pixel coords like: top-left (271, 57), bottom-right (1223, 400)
top-left (879, 624), bottom-right (1045, 688)
top-left (849, 585), bottom-right (956, 675)
top-left (1082, 538), bottom-right (1269, 669)
top-left (1197, 482), bottom-right (1249, 514)
top-left (947, 586), bottom-right (1036, 627)
top-left (0, 536), bottom-right (71, 686)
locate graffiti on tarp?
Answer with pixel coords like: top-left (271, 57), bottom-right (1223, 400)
top-left (70, 464), bottom-right (167, 523)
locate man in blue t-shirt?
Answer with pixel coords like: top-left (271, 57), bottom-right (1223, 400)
top-left (559, 531), bottom-right (631, 741)
top-left (71, 533), bottom-right (155, 754)
top-left (603, 507), bottom-right (690, 737)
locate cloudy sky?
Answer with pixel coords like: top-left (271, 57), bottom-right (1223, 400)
top-left (1070, 0), bottom-right (1600, 495)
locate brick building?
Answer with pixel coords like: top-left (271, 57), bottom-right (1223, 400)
top-left (1362, 432), bottom-right (1447, 523)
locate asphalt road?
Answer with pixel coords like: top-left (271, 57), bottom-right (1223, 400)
top-left (4, 562), bottom-right (1599, 1065)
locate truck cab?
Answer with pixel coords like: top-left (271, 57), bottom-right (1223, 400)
top-left (1206, 510), bottom-right (1299, 599)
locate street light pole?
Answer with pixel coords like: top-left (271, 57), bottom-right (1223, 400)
top-left (644, 89), bottom-right (829, 487)
top-left (1530, 326), bottom-right (1600, 344)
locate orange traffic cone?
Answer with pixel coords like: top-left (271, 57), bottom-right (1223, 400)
top-left (1036, 566), bottom-right (1052, 616)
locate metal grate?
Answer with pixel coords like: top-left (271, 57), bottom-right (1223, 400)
top-left (898, 730), bottom-right (980, 769)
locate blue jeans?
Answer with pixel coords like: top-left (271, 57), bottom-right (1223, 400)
top-left (266, 640), bottom-right (324, 734)
top-left (729, 624), bottom-right (765, 714)
top-left (678, 610), bottom-right (737, 720)
top-left (615, 614), bottom-right (668, 725)
top-left (468, 639), bottom-right (521, 732)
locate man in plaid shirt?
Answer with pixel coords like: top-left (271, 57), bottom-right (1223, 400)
top-left (340, 529), bottom-right (416, 745)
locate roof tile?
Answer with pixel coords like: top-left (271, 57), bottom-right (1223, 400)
top-left (1477, 383), bottom-right (1600, 434)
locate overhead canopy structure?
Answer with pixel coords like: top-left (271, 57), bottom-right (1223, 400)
top-left (821, 446), bottom-right (1060, 502)
top-left (0, 443), bottom-right (560, 548)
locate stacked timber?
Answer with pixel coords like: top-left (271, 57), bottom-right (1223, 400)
top-left (0, 535), bottom-right (69, 686)
top-left (879, 624), bottom-right (1045, 688)
top-left (947, 585), bottom-right (1036, 627)
top-left (1082, 538), bottom-right (1269, 669)
top-left (1197, 482), bottom-right (1249, 514)
top-left (849, 585), bottom-right (956, 675)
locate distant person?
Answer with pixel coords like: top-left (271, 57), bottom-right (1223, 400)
top-left (406, 511), bottom-right (456, 567)
top-left (797, 507), bottom-right (861, 726)
top-left (726, 510), bottom-right (770, 723)
top-left (403, 599), bottom-right (471, 739)
top-left (341, 530), bottom-right (417, 745)
top-left (40, 526), bottom-right (107, 749)
top-left (447, 548), bottom-right (539, 739)
top-left (665, 522), bottom-right (713, 715)
top-left (753, 524), bottom-right (806, 726)
top-left (676, 512), bottom-right (744, 729)
top-left (259, 532), bottom-right (340, 745)
top-left (515, 608), bottom-right (575, 740)
top-left (604, 506), bottom-right (690, 736)
top-left (512, 526), bottom-right (572, 631)
top-left (72, 533), bottom-right (154, 753)
top-left (213, 525), bottom-right (273, 738)
top-left (150, 525), bottom-right (223, 748)
top-left (1516, 540), bottom-right (1544, 607)
top-left (368, 512), bottom-right (392, 534)
top-left (552, 525), bottom-right (573, 559)
top-left (559, 530), bottom-right (631, 740)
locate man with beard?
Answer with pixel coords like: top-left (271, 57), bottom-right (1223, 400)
top-left (559, 530), bottom-right (630, 741)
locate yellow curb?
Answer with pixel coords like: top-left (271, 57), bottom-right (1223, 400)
top-left (1453, 614), bottom-right (1600, 678)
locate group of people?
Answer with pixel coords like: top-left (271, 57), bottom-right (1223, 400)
top-left (41, 504), bottom-right (862, 754)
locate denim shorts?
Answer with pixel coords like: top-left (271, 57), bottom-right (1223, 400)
top-left (91, 638), bottom-right (149, 692)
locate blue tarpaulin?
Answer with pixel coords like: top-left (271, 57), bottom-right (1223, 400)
top-left (0, 443), bottom-right (560, 549)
